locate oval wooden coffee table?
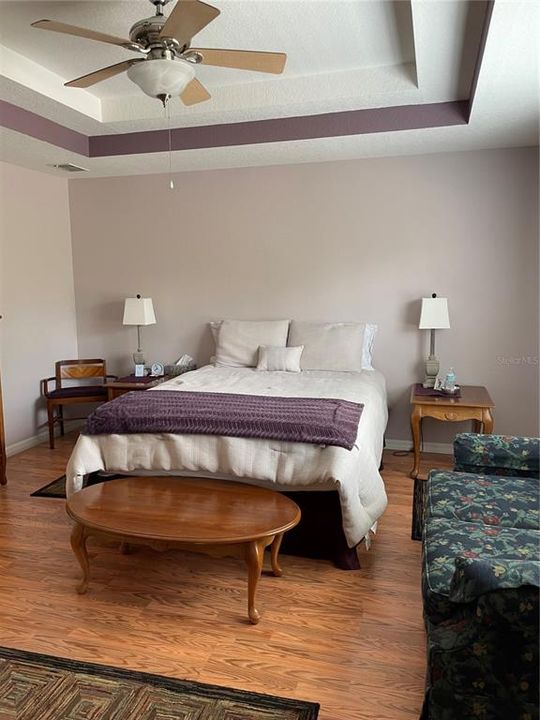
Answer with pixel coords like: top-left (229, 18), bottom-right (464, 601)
top-left (66, 476), bottom-right (301, 624)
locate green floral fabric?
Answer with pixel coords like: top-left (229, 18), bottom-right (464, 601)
top-left (423, 583), bottom-right (539, 720)
top-left (453, 433), bottom-right (539, 478)
top-left (426, 470), bottom-right (539, 530)
top-left (421, 434), bottom-right (539, 720)
top-left (423, 517), bottom-right (539, 622)
top-left (449, 556), bottom-right (540, 603)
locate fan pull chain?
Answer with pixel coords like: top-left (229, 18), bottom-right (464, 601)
top-left (165, 101), bottom-right (174, 190)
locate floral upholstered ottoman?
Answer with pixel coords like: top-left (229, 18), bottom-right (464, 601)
top-left (421, 433), bottom-right (539, 720)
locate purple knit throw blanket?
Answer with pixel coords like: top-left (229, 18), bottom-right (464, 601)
top-left (84, 390), bottom-right (363, 450)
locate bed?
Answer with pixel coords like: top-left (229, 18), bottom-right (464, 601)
top-left (66, 319), bottom-right (388, 568)
top-left (66, 363), bottom-right (388, 565)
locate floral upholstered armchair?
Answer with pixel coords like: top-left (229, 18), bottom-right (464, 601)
top-left (453, 433), bottom-right (539, 478)
top-left (421, 433), bottom-right (539, 720)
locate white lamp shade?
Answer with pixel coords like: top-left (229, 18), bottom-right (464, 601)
top-left (419, 297), bottom-right (450, 329)
top-left (127, 58), bottom-right (195, 98)
top-left (123, 297), bottom-right (156, 326)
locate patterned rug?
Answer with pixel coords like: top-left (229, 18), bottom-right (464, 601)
top-left (411, 478), bottom-right (425, 541)
top-left (0, 647), bottom-right (319, 719)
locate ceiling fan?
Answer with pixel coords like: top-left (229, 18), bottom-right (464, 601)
top-left (31, 0), bottom-right (287, 107)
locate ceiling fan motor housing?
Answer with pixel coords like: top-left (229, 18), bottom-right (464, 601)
top-left (130, 16), bottom-right (169, 48)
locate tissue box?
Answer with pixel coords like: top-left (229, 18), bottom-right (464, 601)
top-left (164, 363), bottom-right (196, 377)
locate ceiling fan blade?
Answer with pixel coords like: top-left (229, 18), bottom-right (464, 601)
top-left (190, 48), bottom-right (287, 74)
top-left (65, 59), bottom-right (142, 88)
top-left (159, 0), bottom-right (220, 48)
top-left (180, 78), bottom-right (211, 105)
top-left (32, 19), bottom-right (137, 49)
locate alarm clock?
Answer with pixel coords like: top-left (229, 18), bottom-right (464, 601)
top-left (150, 362), bottom-right (164, 377)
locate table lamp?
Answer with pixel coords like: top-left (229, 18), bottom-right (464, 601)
top-left (123, 295), bottom-right (156, 366)
top-left (419, 293), bottom-right (450, 388)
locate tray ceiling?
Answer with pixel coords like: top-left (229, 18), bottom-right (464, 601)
top-left (0, 0), bottom-right (538, 178)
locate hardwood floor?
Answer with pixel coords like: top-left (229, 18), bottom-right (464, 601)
top-left (0, 434), bottom-right (452, 720)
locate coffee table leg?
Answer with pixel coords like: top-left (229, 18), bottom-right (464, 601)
top-left (70, 523), bottom-right (90, 594)
top-left (271, 533), bottom-right (284, 577)
top-left (245, 539), bottom-right (265, 625)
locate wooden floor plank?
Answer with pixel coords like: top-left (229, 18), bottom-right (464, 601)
top-left (0, 432), bottom-right (452, 719)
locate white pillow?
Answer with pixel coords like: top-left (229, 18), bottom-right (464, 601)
top-left (214, 320), bottom-right (290, 367)
top-left (288, 321), bottom-right (376, 372)
top-left (257, 345), bottom-right (304, 372)
top-left (209, 321), bottom-right (222, 363)
top-left (362, 323), bottom-right (378, 371)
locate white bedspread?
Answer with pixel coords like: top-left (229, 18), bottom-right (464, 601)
top-left (66, 365), bottom-right (388, 547)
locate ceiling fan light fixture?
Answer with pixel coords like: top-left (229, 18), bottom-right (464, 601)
top-left (127, 58), bottom-right (195, 99)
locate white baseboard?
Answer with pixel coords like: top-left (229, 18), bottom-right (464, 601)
top-left (386, 438), bottom-right (453, 455)
top-left (6, 421), bottom-right (83, 457)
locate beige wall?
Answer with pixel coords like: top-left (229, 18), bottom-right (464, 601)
top-left (68, 147), bottom-right (539, 444)
top-left (0, 161), bottom-right (78, 449)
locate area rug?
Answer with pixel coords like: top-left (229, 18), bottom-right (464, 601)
top-left (31, 472), bottom-right (120, 498)
top-left (0, 647), bottom-right (319, 719)
top-left (411, 478), bottom-right (425, 541)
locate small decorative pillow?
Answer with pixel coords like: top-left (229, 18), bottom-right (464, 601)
top-left (257, 345), bottom-right (304, 372)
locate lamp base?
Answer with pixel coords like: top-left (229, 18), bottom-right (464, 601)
top-left (422, 355), bottom-right (440, 388)
top-left (133, 352), bottom-right (145, 366)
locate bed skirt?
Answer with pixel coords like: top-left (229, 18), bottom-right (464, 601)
top-left (279, 490), bottom-right (360, 570)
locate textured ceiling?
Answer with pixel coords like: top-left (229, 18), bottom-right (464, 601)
top-left (0, 0), bottom-right (422, 126)
top-left (0, 1), bottom-right (416, 92)
top-left (0, 0), bottom-right (538, 177)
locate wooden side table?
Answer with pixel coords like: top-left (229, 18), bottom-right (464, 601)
top-left (105, 375), bottom-right (171, 401)
top-left (410, 384), bottom-right (494, 479)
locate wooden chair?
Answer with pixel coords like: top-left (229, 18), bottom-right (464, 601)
top-left (41, 359), bottom-right (117, 449)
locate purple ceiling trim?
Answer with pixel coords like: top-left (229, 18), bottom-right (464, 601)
top-left (89, 101), bottom-right (468, 158)
top-left (0, 98), bottom-right (468, 160)
top-left (0, 99), bottom-right (89, 156)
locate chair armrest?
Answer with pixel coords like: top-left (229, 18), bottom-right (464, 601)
top-left (40, 377), bottom-right (57, 397)
top-left (449, 556), bottom-right (540, 603)
top-left (454, 433), bottom-right (539, 478)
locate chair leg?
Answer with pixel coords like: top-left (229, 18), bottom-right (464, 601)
top-left (47, 402), bottom-right (55, 450)
top-left (58, 405), bottom-right (65, 436)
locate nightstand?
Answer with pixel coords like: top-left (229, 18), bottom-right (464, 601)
top-left (410, 384), bottom-right (494, 479)
top-left (105, 375), bottom-right (171, 401)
